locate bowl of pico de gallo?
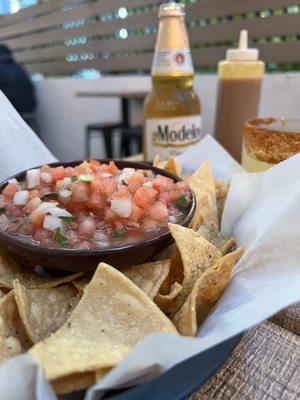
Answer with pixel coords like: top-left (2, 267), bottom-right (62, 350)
top-left (0, 160), bottom-right (195, 272)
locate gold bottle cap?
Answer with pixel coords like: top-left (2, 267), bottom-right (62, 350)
top-left (159, 2), bottom-right (185, 17)
top-left (243, 118), bottom-right (300, 164)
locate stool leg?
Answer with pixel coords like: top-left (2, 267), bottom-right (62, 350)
top-left (103, 128), bottom-right (113, 158)
top-left (85, 129), bottom-right (91, 159)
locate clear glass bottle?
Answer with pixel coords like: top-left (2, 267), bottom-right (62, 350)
top-left (143, 2), bottom-right (202, 161)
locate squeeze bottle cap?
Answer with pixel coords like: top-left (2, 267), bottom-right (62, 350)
top-left (226, 30), bottom-right (259, 61)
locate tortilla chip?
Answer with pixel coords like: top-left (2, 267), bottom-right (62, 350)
top-left (154, 282), bottom-right (183, 314)
top-left (168, 224), bottom-right (221, 314)
top-left (14, 281), bottom-right (80, 343)
top-left (29, 262), bottom-right (178, 381)
top-left (215, 179), bottom-right (229, 223)
top-left (0, 291), bottom-right (31, 363)
top-left (188, 161), bottom-right (218, 226)
top-left (221, 237), bottom-right (236, 255)
top-left (95, 367), bottom-right (111, 381)
top-left (122, 260), bottom-right (170, 299)
top-left (189, 211), bottom-right (205, 231)
top-left (52, 372), bottom-right (95, 394)
top-left (0, 245), bottom-right (83, 289)
top-left (196, 220), bottom-right (228, 251)
top-left (71, 275), bottom-right (92, 293)
top-left (153, 155), bottom-right (161, 168)
top-left (173, 247), bottom-right (245, 336)
top-left (154, 243), bottom-right (176, 262)
top-left (153, 155), bottom-right (181, 176)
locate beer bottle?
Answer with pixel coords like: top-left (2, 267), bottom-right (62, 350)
top-left (143, 2), bottom-right (202, 161)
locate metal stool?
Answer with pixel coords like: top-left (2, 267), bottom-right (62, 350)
top-left (120, 126), bottom-right (143, 157)
top-left (85, 123), bottom-right (121, 159)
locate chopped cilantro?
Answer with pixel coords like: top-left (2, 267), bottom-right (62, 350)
top-left (71, 176), bottom-right (77, 182)
top-left (59, 216), bottom-right (75, 223)
top-left (23, 212), bottom-right (30, 219)
top-left (54, 227), bottom-right (69, 245)
top-left (175, 195), bottom-right (188, 207)
top-left (112, 228), bottom-right (126, 237)
top-left (40, 192), bottom-right (59, 199)
top-left (121, 179), bottom-right (128, 186)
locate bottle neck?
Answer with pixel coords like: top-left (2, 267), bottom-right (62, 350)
top-left (151, 14), bottom-right (194, 78)
top-left (156, 15), bottom-right (189, 51)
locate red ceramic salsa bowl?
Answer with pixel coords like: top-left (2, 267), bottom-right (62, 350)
top-left (0, 160), bottom-right (195, 272)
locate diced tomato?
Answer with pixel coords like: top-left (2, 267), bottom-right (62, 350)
top-left (113, 221), bottom-right (124, 231)
top-left (133, 187), bottom-right (158, 209)
top-left (107, 161), bottom-right (118, 176)
top-left (140, 218), bottom-right (158, 232)
top-left (75, 241), bottom-right (90, 249)
top-left (129, 204), bottom-right (144, 222)
top-left (64, 167), bottom-right (75, 177)
top-left (97, 164), bottom-right (109, 173)
top-left (113, 186), bottom-right (129, 198)
top-left (0, 194), bottom-right (6, 208)
top-left (67, 201), bottom-right (86, 214)
top-left (3, 184), bottom-right (19, 198)
top-left (71, 182), bottom-right (90, 203)
top-left (33, 228), bottom-right (53, 243)
top-left (103, 207), bottom-right (118, 221)
top-left (175, 181), bottom-right (189, 191)
top-left (29, 210), bottom-right (45, 228)
top-left (74, 165), bottom-right (86, 176)
top-left (128, 182), bottom-right (141, 194)
top-left (158, 190), bottom-right (184, 204)
top-left (153, 175), bottom-right (174, 193)
top-left (91, 178), bottom-right (116, 196)
top-left (25, 197), bottom-right (42, 213)
top-left (50, 166), bottom-right (66, 182)
top-left (4, 202), bottom-right (23, 218)
top-left (148, 201), bottom-right (169, 221)
top-left (86, 192), bottom-right (106, 210)
top-left (29, 189), bottom-right (40, 198)
top-left (89, 160), bottom-right (101, 172)
top-left (19, 221), bottom-right (34, 236)
top-left (67, 230), bottom-right (78, 244)
top-left (129, 171), bottom-right (146, 184)
top-left (77, 218), bottom-right (96, 238)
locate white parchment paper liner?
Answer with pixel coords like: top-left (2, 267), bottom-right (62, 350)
top-left (0, 98), bottom-right (299, 400)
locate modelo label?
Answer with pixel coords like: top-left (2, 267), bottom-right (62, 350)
top-left (145, 115), bottom-right (202, 160)
top-left (151, 48), bottom-right (194, 75)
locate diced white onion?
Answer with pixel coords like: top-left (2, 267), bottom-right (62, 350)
top-left (35, 201), bottom-right (58, 214)
top-left (110, 197), bottom-right (132, 218)
top-left (13, 190), bottom-right (30, 206)
top-left (40, 172), bottom-right (52, 184)
top-left (58, 189), bottom-right (72, 199)
top-left (8, 178), bottom-right (18, 185)
top-left (100, 173), bottom-right (112, 179)
top-left (117, 168), bottom-right (135, 184)
top-left (43, 215), bottom-right (64, 232)
top-left (49, 207), bottom-right (73, 218)
top-left (62, 177), bottom-right (72, 189)
top-left (143, 181), bottom-right (153, 187)
top-left (169, 215), bottom-right (177, 223)
top-left (27, 169), bottom-right (40, 189)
